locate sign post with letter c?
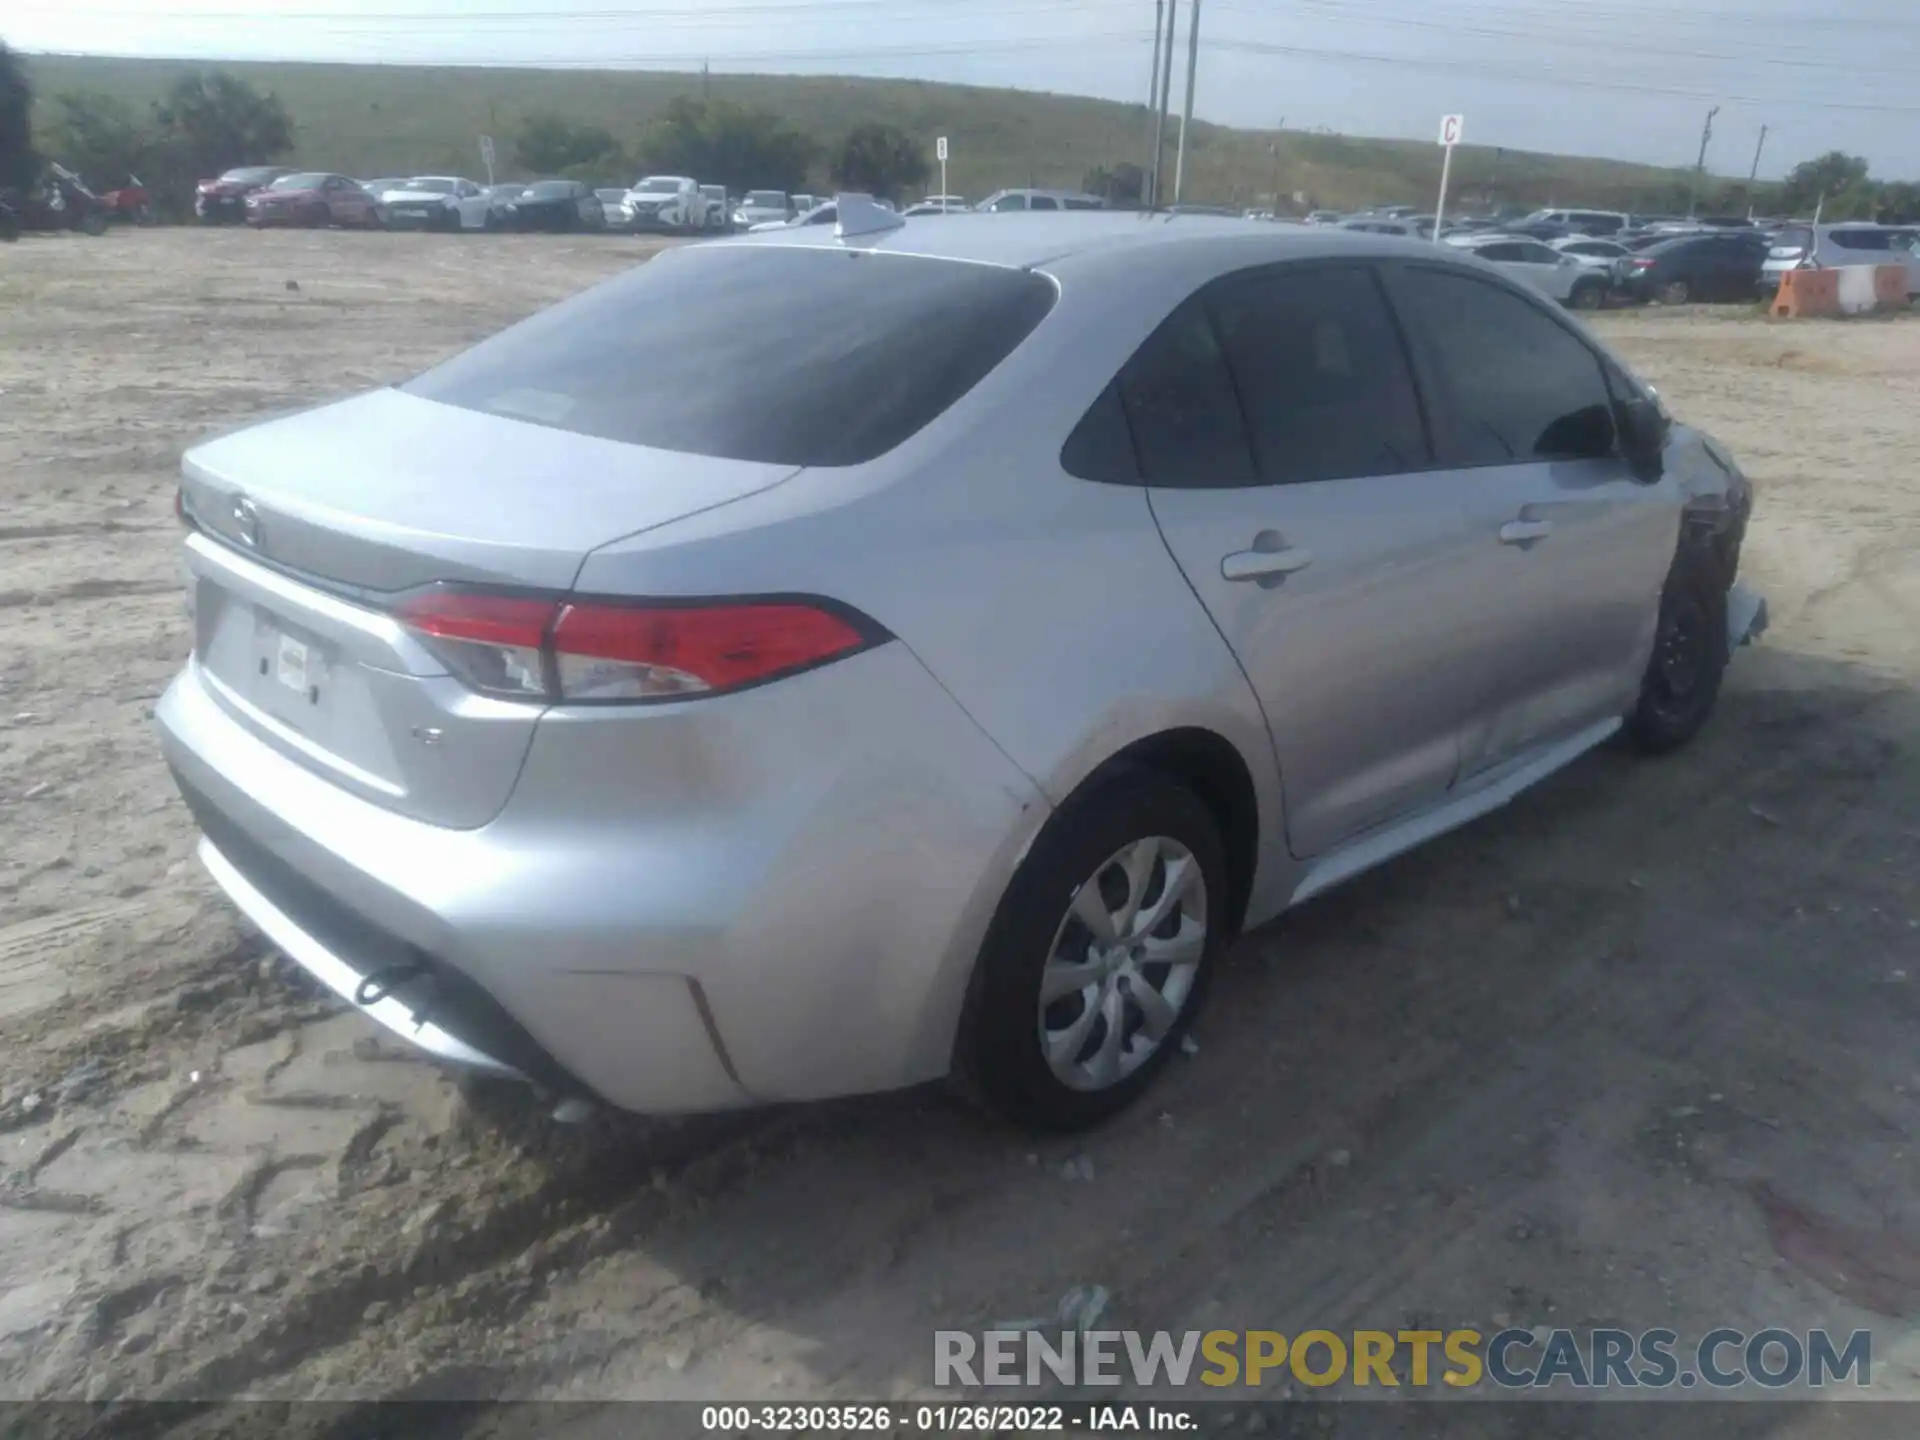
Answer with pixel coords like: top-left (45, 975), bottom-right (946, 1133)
top-left (936, 135), bottom-right (949, 208)
top-left (1434, 114), bottom-right (1463, 242)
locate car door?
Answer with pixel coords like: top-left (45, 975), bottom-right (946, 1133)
top-left (1127, 262), bottom-right (1498, 857)
top-left (320, 176), bottom-right (356, 223)
top-left (455, 180), bottom-right (487, 228)
top-left (1382, 262), bottom-right (1679, 778)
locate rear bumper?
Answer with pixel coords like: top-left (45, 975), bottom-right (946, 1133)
top-left (157, 642), bottom-right (1046, 1113)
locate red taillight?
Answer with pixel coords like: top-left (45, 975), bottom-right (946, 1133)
top-left (1631, 257), bottom-right (1656, 269)
top-left (395, 589), bottom-right (879, 705)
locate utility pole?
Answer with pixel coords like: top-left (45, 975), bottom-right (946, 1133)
top-left (1686, 104), bottom-right (1719, 218)
top-left (1149, 0), bottom-right (1177, 207)
top-left (1172, 0), bottom-right (1202, 203)
top-left (1746, 123), bottom-right (1768, 218)
top-left (1146, 0), bottom-right (1164, 175)
top-left (702, 59), bottom-right (710, 101)
top-left (1267, 116), bottom-right (1285, 209)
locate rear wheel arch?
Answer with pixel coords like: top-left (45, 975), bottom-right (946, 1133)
top-left (1076, 728), bottom-right (1260, 937)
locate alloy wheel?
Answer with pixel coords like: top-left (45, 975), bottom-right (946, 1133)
top-left (1038, 836), bottom-right (1208, 1092)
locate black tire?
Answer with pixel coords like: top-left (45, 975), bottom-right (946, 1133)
top-left (79, 209), bottom-right (107, 237)
top-left (1625, 560), bottom-right (1729, 754)
top-left (958, 767), bottom-right (1230, 1131)
top-left (1659, 278), bottom-right (1692, 306)
top-left (1570, 278), bottom-right (1606, 311)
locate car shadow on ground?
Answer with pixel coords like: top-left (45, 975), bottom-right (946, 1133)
top-left (299, 639), bottom-right (1919, 1433)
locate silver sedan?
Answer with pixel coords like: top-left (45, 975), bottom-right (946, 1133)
top-left (158, 216), bottom-right (1763, 1130)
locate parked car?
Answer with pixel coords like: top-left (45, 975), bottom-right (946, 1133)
top-left (1522, 208), bottom-right (1630, 237)
top-left (748, 197), bottom-right (849, 232)
top-left (195, 165), bottom-right (293, 223)
top-left (624, 175), bottom-right (705, 232)
top-left (595, 188), bottom-right (633, 230)
top-left (699, 184), bottom-right (731, 231)
top-left (977, 188), bottom-right (1106, 212)
top-left (501, 180), bottom-right (604, 232)
top-left (1304, 210), bottom-right (1343, 225)
top-left (1169, 204), bottom-right (1241, 218)
top-left (1342, 217), bottom-right (1428, 238)
top-left (160, 215), bottom-right (1762, 1131)
top-left (1448, 233), bottom-right (1608, 308)
top-left (381, 176), bottom-right (497, 231)
top-left (732, 190), bottom-right (795, 227)
top-left (0, 162), bottom-right (109, 236)
top-left (244, 173), bottom-right (383, 229)
top-left (96, 174), bottom-right (156, 225)
top-left (792, 193), bottom-right (818, 214)
top-left (1551, 235), bottom-right (1635, 286)
top-left (902, 202), bottom-right (959, 218)
top-left (1621, 231), bottom-right (1769, 304)
top-left (1761, 222), bottom-right (1920, 300)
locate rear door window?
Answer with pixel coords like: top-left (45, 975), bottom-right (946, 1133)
top-left (1389, 266), bottom-right (1618, 467)
top-left (1831, 229), bottom-right (1890, 251)
top-left (406, 248), bottom-right (1057, 467)
top-left (1114, 301), bottom-right (1256, 486)
top-left (1030, 195), bottom-right (1061, 211)
top-left (1205, 265), bottom-right (1430, 484)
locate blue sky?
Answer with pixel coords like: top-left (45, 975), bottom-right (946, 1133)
top-left (10, 0), bottom-right (1920, 178)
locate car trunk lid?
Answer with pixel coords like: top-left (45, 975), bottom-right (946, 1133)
top-left (180, 387), bottom-right (800, 827)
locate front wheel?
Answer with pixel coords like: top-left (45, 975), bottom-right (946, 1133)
top-left (1625, 561), bottom-right (1729, 754)
top-left (959, 768), bottom-right (1228, 1131)
top-left (79, 209), bottom-right (108, 237)
top-left (1570, 279), bottom-right (1606, 310)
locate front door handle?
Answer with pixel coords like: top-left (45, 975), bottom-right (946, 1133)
top-left (1222, 546), bottom-right (1314, 582)
top-left (1498, 518), bottom-right (1554, 545)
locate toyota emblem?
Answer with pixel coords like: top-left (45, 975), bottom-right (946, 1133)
top-left (232, 494), bottom-right (261, 549)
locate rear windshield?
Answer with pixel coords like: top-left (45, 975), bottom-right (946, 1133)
top-left (525, 182), bottom-right (573, 198)
top-left (409, 177), bottom-right (457, 193)
top-left (405, 247), bottom-right (1058, 467)
top-left (271, 173), bottom-right (330, 190)
top-left (745, 191), bottom-right (786, 207)
top-left (1772, 227), bottom-right (1811, 251)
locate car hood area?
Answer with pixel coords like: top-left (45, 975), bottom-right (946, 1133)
top-left (179, 387), bottom-right (804, 592)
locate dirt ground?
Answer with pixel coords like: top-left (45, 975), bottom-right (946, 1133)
top-left (3, 228), bottom-right (1920, 1430)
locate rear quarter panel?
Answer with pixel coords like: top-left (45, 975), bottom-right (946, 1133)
top-left (572, 239), bottom-right (1299, 923)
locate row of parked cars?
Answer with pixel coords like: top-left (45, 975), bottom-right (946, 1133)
top-left (193, 166), bottom-right (1113, 235)
top-left (1318, 204), bottom-right (1920, 308)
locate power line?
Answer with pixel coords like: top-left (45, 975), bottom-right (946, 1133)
top-left (1208, 35), bottom-right (1920, 116)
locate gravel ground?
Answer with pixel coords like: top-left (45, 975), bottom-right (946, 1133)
top-left (3, 228), bottom-right (1919, 1433)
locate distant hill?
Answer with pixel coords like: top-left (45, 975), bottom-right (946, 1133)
top-left (25, 53), bottom-right (1711, 213)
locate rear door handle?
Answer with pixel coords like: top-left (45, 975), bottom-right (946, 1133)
top-left (1498, 518), bottom-right (1554, 545)
top-left (1222, 547), bottom-right (1314, 582)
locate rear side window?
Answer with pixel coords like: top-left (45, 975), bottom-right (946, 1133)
top-left (1831, 229), bottom-right (1890, 251)
top-left (1478, 242), bottom-right (1523, 261)
top-left (1063, 196), bottom-right (1103, 211)
top-left (1115, 302), bottom-right (1255, 486)
top-left (1206, 266), bottom-right (1430, 484)
top-left (1031, 195), bottom-right (1060, 211)
top-left (406, 248), bottom-right (1056, 466)
top-left (1392, 267), bottom-right (1617, 467)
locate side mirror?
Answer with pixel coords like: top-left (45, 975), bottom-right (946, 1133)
top-left (1619, 396), bottom-right (1668, 480)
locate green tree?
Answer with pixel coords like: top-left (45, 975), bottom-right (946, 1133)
top-left (1083, 161), bottom-right (1145, 207)
top-left (829, 121), bottom-right (928, 202)
top-left (637, 97), bottom-right (814, 193)
top-left (47, 90), bottom-right (150, 187)
top-left (1875, 180), bottom-right (1920, 224)
top-left (1780, 151), bottom-right (1870, 215)
top-left (514, 111), bottom-right (618, 175)
top-left (0, 41), bottom-right (38, 191)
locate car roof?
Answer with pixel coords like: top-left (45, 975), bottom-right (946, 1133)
top-left (707, 209), bottom-right (1483, 274)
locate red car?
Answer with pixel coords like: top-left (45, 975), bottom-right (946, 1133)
top-left (244, 172), bottom-right (384, 229)
top-left (195, 165), bottom-right (292, 223)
